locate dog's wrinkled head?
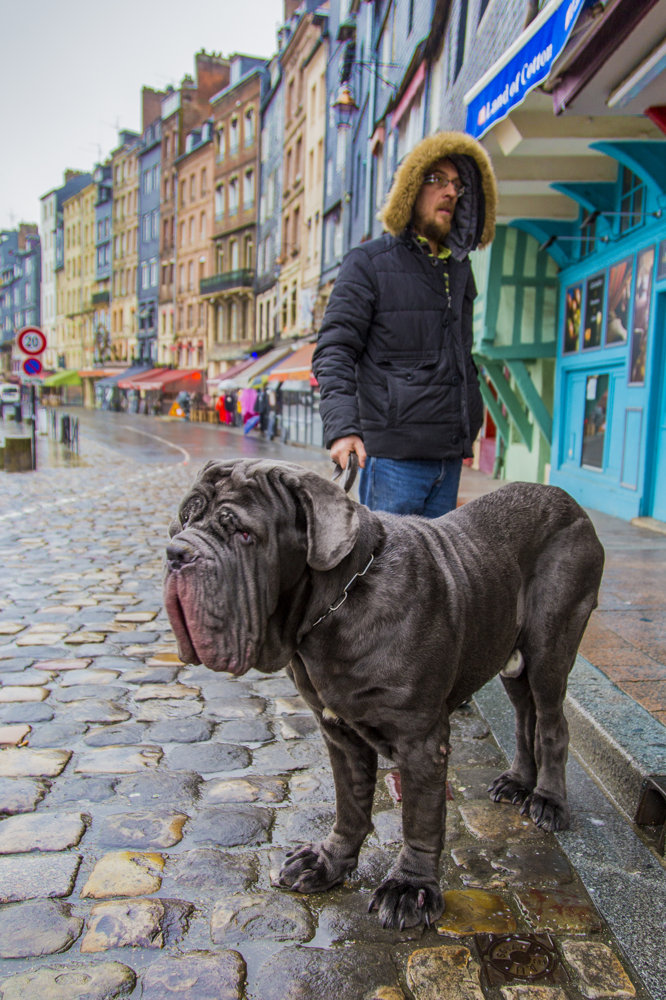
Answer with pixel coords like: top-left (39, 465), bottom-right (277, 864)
top-left (164, 459), bottom-right (360, 675)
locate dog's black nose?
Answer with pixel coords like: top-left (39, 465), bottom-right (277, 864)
top-left (166, 539), bottom-right (198, 571)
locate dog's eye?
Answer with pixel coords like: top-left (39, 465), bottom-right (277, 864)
top-left (180, 495), bottom-right (205, 526)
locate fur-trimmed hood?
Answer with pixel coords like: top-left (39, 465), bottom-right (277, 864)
top-left (379, 131), bottom-right (498, 260)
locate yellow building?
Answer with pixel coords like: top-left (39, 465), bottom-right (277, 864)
top-left (58, 182), bottom-right (97, 369)
top-left (110, 132), bottom-right (141, 361)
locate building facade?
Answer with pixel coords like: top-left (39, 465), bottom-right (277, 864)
top-left (92, 164), bottom-right (113, 364)
top-left (59, 183), bottom-right (97, 370)
top-left (0, 225), bottom-right (41, 379)
top-left (203, 55), bottom-right (267, 378)
top-left (173, 121), bottom-right (214, 372)
top-left (39, 171), bottom-right (92, 370)
top-left (256, 54), bottom-right (284, 347)
top-left (110, 131), bottom-right (141, 362)
top-left (138, 117), bottom-right (162, 364)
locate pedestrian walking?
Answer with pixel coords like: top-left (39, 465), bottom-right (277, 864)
top-left (312, 131), bottom-right (497, 516)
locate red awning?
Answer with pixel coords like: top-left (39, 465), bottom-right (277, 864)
top-left (117, 367), bottom-right (165, 389)
top-left (122, 368), bottom-right (204, 392)
top-left (267, 342), bottom-right (317, 385)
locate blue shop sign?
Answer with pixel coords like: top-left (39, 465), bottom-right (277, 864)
top-left (465, 0), bottom-right (591, 140)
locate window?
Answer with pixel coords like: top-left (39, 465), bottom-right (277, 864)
top-left (150, 258), bottom-right (158, 286)
top-left (229, 177), bottom-right (239, 215)
top-left (244, 235), bottom-right (253, 269)
top-left (201, 168), bottom-right (207, 196)
top-left (454, 0), bottom-right (469, 80)
top-left (244, 107), bottom-right (255, 147)
top-left (230, 118), bottom-right (239, 156)
top-left (216, 125), bottom-right (225, 162)
top-left (618, 167), bottom-right (645, 235)
top-left (230, 239), bottom-right (239, 270)
top-left (579, 213), bottom-right (597, 259)
top-left (243, 169), bottom-right (254, 210)
top-left (190, 175), bottom-right (196, 201)
top-left (581, 373), bottom-right (609, 469)
top-left (188, 261), bottom-right (194, 290)
top-left (215, 184), bottom-right (224, 220)
top-left (200, 211), bottom-right (206, 239)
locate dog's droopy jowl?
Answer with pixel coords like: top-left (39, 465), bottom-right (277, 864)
top-left (164, 459), bottom-right (604, 930)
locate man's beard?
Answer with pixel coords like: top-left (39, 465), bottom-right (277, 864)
top-left (413, 210), bottom-right (452, 246)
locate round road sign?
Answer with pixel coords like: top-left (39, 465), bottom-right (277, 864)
top-left (22, 357), bottom-right (43, 376)
top-left (18, 327), bottom-right (47, 355)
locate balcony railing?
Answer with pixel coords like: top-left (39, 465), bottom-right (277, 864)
top-left (200, 269), bottom-right (254, 295)
top-left (91, 290), bottom-right (110, 305)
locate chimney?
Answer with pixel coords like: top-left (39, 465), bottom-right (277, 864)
top-left (142, 87), bottom-right (167, 130)
top-left (195, 50), bottom-right (230, 101)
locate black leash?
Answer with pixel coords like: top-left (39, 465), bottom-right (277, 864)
top-left (331, 451), bottom-right (359, 494)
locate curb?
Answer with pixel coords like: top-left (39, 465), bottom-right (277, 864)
top-left (564, 655), bottom-right (666, 822)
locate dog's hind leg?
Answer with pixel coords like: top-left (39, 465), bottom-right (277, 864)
top-left (488, 669), bottom-right (538, 809)
top-left (503, 522), bottom-right (602, 832)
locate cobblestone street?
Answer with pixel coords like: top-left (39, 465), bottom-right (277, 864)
top-left (0, 435), bottom-right (661, 999)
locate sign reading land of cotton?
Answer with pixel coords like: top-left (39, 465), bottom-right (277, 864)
top-left (465, 0), bottom-right (589, 140)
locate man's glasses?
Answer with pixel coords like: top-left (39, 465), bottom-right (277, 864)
top-left (422, 173), bottom-right (465, 197)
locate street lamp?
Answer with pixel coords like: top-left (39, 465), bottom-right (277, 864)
top-left (332, 83), bottom-right (359, 131)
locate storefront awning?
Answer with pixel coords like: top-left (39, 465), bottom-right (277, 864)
top-left (235, 345), bottom-right (297, 388)
top-left (41, 369), bottom-right (82, 388)
top-left (267, 342), bottom-right (317, 385)
top-left (207, 357), bottom-right (260, 392)
top-left (464, 0), bottom-right (592, 139)
top-left (95, 365), bottom-right (153, 388)
top-left (78, 367), bottom-right (125, 379)
top-left (121, 369), bottom-right (204, 392)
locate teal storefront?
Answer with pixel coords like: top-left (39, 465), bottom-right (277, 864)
top-left (550, 144), bottom-right (666, 522)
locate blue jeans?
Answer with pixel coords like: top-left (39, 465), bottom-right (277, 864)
top-left (359, 456), bottom-right (463, 517)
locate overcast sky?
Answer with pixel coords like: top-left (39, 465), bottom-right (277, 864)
top-left (0, 0), bottom-right (284, 231)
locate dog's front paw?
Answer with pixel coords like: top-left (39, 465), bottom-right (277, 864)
top-left (275, 843), bottom-right (356, 893)
top-left (368, 877), bottom-right (443, 930)
top-left (522, 791), bottom-right (570, 832)
top-left (488, 770), bottom-right (532, 808)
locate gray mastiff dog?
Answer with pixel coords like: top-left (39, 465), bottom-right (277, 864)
top-left (164, 459), bottom-right (604, 929)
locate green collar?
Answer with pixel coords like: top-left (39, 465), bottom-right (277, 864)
top-left (414, 234), bottom-right (451, 261)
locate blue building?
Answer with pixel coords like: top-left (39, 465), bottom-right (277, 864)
top-left (92, 163), bottom-right (113, 363)
top-left (256, 52), bottom-right (285, 345)
top-left (137, 117), bottom-right (162, 364)
top-left (0, 225), bottom-right (41, 380)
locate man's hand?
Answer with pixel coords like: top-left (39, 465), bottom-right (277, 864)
top-left (331, 435), bottom-right (367, 470)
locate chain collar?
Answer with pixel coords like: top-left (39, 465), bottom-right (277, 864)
top-left (311, 552), bottom-right (375, 629)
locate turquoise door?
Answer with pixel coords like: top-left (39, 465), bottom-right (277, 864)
top-left (649, 292), bottom-right (666, 522)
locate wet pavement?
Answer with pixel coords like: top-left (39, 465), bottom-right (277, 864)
top-left (0, 412), bottom-right (665, 999)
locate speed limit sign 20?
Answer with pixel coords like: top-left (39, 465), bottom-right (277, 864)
top-left (18, 327), bottom-right (47, 355)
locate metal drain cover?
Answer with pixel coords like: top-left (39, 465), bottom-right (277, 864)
top-left (477, 932), bottom-right (567, 986)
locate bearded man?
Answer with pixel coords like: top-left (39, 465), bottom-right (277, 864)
top-left (312, 132), bottom-right (498, 516)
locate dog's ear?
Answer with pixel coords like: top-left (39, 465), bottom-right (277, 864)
top-left (277, 468), bottom-right (360, 571)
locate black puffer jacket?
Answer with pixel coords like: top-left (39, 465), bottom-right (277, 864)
top-left (313, 233), bottom-right (482, 459)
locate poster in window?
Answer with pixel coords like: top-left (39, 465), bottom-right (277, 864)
top-left (563, 284), bottom-right (582, 353)
top-left (629, 246), bottom-right (655, 385)
top-left (605, 257), bottom-right (633, 345)
top-left (581, 373), bottom-right (609, 470)
top-left (582, 273), bottom-right (605, 350)
top-left (657, 240), bottom-right (666, 281)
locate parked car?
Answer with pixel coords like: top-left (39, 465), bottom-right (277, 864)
top-left (0, 384), bottom-right (20, 405)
